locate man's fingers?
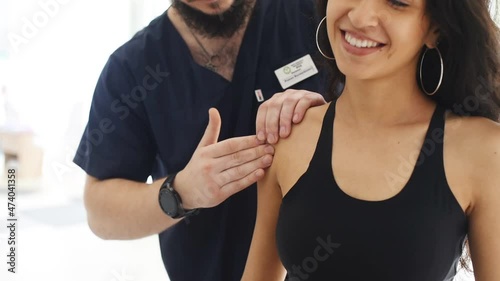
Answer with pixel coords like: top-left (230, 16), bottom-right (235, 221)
top-left (264, 95), bottom-right (284, 144)
top-left (218, 154), bottom-right (273, 197)
top-left (198, 108), bottom-right (222, 148)
top-left (255, 90), bottom-right (326, 144)
top-left (255, 103), bottom-right (268, 141)
top-left (293, 94), bottom-right (327, 124)
top-left (208, 135), bottom-right (264, 157)
top-left (279, 93), bottom-right (303, 138)
top-left (219, 169), bottom-right (266, 199)
top-left (187, 151), bottom-right (272, 208)
top-left (216, 144), bottom-right (274, 171)
top-left (219, 154), bottom-right (272, 186)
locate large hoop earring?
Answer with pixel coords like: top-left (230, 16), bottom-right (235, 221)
top-left (316, 16), bottom-right (335, 60)
top-left (419, 47), bottom-right (443, 96)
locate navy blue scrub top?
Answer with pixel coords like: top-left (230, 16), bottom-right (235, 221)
top-left (74, 0), bottom-right (324, 280)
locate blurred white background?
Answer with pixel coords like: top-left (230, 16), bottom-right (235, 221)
top-left (0, 1), bottom-right (171, 281)
top-left (0, 0), bottom-right (498, 280)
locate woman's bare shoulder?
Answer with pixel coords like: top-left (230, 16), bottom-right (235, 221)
top-left (445, 113), bottom-right (500, 195)
top-left (446, 113), bottom-right (500, 156)
top-left (274, 102), bottom-right (330, 153)
top-left (272, 102), bottom-right (331, 190)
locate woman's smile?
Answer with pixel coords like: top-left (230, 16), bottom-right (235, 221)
top-left (340, 30), bottom-right (387, 56)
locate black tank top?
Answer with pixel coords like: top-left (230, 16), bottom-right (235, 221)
top-left (276, 101), bottom-right (468, 281)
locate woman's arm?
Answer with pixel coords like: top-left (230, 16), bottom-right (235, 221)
top-left (241, 157), bottom-right (287, 281)
top-left (467, 124), bottom-right (500, 280)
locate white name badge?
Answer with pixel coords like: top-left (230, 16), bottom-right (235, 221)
top-left (274, 54), bottom-right (319, 89)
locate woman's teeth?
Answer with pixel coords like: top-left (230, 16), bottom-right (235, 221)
top-left (345, 32), bottom-right (381, 48)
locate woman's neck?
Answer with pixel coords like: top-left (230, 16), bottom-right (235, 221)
top-left (338, 71), bottom-right (436, 128)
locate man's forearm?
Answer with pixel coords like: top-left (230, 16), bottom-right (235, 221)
top-left (84, 176), bottom-right (181, 240)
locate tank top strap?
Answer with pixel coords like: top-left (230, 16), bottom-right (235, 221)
top-left (426, 104), bottom-right (446, 142)
top-left (308, 100), bottom-right (337, 172)
top-left (418, 104), bottom-right (446, 164)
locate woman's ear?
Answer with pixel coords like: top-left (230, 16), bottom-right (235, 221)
top-left (425, 26), bottom-right (441, 48)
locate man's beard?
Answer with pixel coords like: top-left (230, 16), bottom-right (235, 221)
top-left (172, 0), bottom-right (253, 38)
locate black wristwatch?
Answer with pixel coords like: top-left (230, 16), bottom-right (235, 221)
top-left (158, 173), bottom-right (199, 219)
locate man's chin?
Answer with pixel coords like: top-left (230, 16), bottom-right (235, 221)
top-left (185, 0), bottom-right (234, 15)
top-left (173, 0), bottom-right (251, 38)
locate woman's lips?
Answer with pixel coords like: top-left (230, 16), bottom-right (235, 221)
top-left (340, 30), bottom-right (386, 56)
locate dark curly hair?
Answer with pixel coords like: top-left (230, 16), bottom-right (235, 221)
top-left (316, 0), bottom-right (500, 122)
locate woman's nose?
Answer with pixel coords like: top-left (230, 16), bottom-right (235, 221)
top-left (347, 0), bottom-right (384, 29)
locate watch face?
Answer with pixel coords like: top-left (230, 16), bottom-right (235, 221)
top-left (159, 189), bottom-right (178, 216)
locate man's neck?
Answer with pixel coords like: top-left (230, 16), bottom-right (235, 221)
top-left (167, 2), bottom-right (256, 81)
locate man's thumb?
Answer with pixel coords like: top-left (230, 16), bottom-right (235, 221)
top-left (198, 108), bottom-right (221, 148)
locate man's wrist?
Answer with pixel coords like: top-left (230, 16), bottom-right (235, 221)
top-left (158, 171), bottom-right (200, 220)
top-left (172, 170), bottom-right (196, 210)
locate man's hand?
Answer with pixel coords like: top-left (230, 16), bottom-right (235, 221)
top-left (175, 108), bottom-right (274, 209)
top-left (256, 89), bottom-right (326, 144)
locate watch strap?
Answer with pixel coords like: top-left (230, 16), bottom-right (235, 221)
top-left (160, 173), bottom-right (199, 219)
